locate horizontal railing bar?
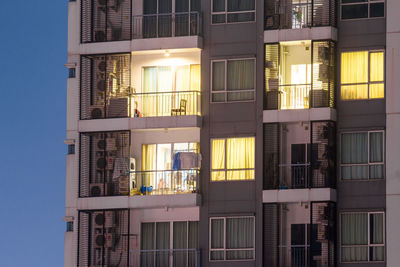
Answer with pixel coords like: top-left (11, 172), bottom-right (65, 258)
top-left (133, 11), bottom-right (200, 17)
top-left (132, 90), bottom-right (200, 96)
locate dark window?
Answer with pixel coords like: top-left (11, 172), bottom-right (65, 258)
top-left (341, 0), bottom-right (384, 20)
top-left (68, 144), bottom-right (75, 155)
top-left (66, 221), bottom-right (74, 232)
top-left (68, 68), bottom-right (76, 78)
top-left (341, 4), bottom-right (368, 19)
top-left (370, 3), bottom-right (384, 17)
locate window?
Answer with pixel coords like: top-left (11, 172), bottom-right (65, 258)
top-left (67, 144), bottom-right (75, 155)
top-left (211, 137), bottom-right (255, 181)
top-left (210, 216), bottom-right (255, 261)
top-left (341, 0), bottom-right (384, 20)
top-left (141, 221), bottom-right (199, 267)
top-left (211, 59), bottom-right (255, 102)
top-left (212, 0), bottom-right (255, 24)
top-left (66, 221), bottom-right (74, 232)
top-left (68, 68), bottom-right (76, 78)
top-left (341, 212), bottom-right (384, 262)
top-left (341, 131), bottom-right (384, 180)
top-left (341, 51), bottom-right (384, 100)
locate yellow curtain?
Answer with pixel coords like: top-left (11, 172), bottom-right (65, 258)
top-left (370, 52), bottom-right (384, 99)
top-left (211, 139), bottom-right (225, 181)
top-left (190, 64), bottom-right (201, 91)
top-left (142, 144), bottom-right (156, 187)
top-left (341, 51), bottom-right (368, 100)
top-left (226, 137), bottom-right (255, 180)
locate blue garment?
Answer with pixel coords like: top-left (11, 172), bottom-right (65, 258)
top-left (172, 152), bottom-right (181, 170)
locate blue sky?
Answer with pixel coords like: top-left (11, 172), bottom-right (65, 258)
top-left (0, 1), bottom-right (67, 266)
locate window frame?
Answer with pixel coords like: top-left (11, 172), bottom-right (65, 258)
top-left (340, 130), bottom-right (385, 181)
top-left (211, 0), bottom-right (256, 25)
top-left (210, 58), bottom-right (256, 103)
top-left (209, 216), bottom-right (256, 261)
top-left (340, 50), bottom-right (385, 100)
top-left (340, 0), bottom-right (385, 21)
top-left (340, 211), bottom-right (385, 263)
top-left (210, 137), bottom-right (256, 181)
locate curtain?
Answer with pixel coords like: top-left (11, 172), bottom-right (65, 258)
top-left (173, 222), bottom-right (188, 267)
top-left (370, 213), bottom-right (384, 262)
top-left (226, 137), bottom-right (255, 180)
top-left (142, 144), bottom-right (157, 188)
top-left (141, 223), bottom-right (155, 267)
top-left (210, 219), bottom-right (224, 260)
top-left (175, 66), bottom-right (190, 92)
top-left (370, 52), bottom-right (384, 98)
top-left (156, 222), bottom-right (170, 267)
top-left (213, 0), bottom-right (225, 12)
top-left (190, 64), bottom-right (201, 91)
top-left (341, 133), bottom-right (368, 180)
top-left (143, 67), bottom-right (158, 116)
top-left (212, 61), bottom-right (225, 102)
top-left (341, 213), bottom-right (368, 262)
top-left (227, 0), bottom-right (255, 12)
top-left (370, 132), bottom-right (383, 162)
top-left (188, 221), bottom-right (199, 266)
top-left (226, 217), bottom-right (254, 260)
top-left (341, 51), bottom-right (368, 100)
top-left (211, 139), bottom-right (226, 181)
top-left (227, 59), bottom-right (254, 101)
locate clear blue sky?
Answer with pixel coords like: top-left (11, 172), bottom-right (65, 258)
top-left (0, 1), bottom-right (67, 266)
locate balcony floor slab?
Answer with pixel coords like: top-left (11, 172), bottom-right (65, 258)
top-left (262, 188), bottom-right (336, 203)
top-left (264, 26), bottom-right (337, 43)
top-left (263, 107), bottom-right (336, 123)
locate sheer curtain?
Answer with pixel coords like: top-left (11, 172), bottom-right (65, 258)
top-left (227, 59), bottom-right (254, 101)
top-left (226, 137), bottom-right (255, 180)
top-left (212, 61), bottom-right (225, 102)
top-left (341, 133), bottom-right (368, 179)
top-left (156, 222), bottom-right (170, 267)
top-left (141, 223), bottom-right (155, 267)
top-left (188, 221), bottom-right (199, 266)
top-left (369, 132), bottom-right (384, 179)
top-left (143, 67), bottom-right (158, 116)
top-left (173, 222), bottom-right (187, 267)
top-left (226, 217), bottom-right (254, 260)
top-left (341, 51), bottom-right (368, 100)
top-left (211, 139), bottom-right (226, 181)
top-left (370, 213), bottom-right (384, 261)
top-left (158, 66), bottom-right (172, 116)
top-left (369, 52), bottom-right (384, 98)
top-left (341, 213), bottom-right (368, 262)
top-left (210, 219), bottom-right (224, 260)
top-left (142, 144), bottom-right (157, 188)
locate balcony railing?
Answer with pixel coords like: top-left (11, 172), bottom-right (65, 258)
top-left (132, 249), bottom-right (200, 267)
top-left (278, 163), bottom-right (311, 189)
top-left (264, 0), bottom-right (336, 30)
top-left (131, 169), bottom-right (199, 196)
top-left (132, 90), bottom-right (201, 117)
top-left (279, 245), bottom-right (310, 267)
top-left (133, 12), bottom-right (202, 39)
top-left (265, 84), bottom-right (311, 110)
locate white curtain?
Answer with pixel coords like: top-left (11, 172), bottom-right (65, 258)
top-left (369, 132), bottom-right (384, 179)
top-left (341, 133), bottom-right (368, 179)
top-left (141, 223), bottom-right (155, 267)
top-left (227, 59), bottom-right (254, 101)
top-left (173, 222), bottom-right (187, 267)
top-left (156, 222), bottom-right (170, 267)
top-left (341, 213), bottom-right (368, 262)
top-left (225, 217), bottom-right (254, 260)
top-left (210, 219), bottom-right (224, 260)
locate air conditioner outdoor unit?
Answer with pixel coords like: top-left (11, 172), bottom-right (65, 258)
top-left (112, 158), bottom-right (136, 194)
top-left (316, 125), bottom-right (329, 141)
top-left (96, 157), bottom-right (114, 170)
top-left (90, 106), bottom-right (104, 119)
top-left (93, 211), bottom-right (116, 228)
top-left (97, 138), bottom-right (117, 151)
top-left (107, 97), bottom-right (129, 118)
top-left (90, 183), bottom-right (107, 197)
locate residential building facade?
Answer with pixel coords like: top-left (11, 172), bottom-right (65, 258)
top-left (63, 0), bottom-right (400, 266)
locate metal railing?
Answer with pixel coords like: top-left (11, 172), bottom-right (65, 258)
top-left (278, 163), bottom-right (311, 189)
top-left (279, 245), bottom-right (310, 267)
top-left (130, 249), bottom-right (200, 267)
top-left (131, 169), bottom-right (200, 195)
top-left (265, 0), bottom-right (335, 30)
top-left (133, 12), bottom-right (201, 39)
top-left (132, 90), bottom-right (201, 117)
top-left (280, 84), bottom-right (311, 110)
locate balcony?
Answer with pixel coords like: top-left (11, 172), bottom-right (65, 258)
top-left (264, 0), bottom-right (336, 30)
top-left (132, 91), bottom-right (201, 117)
top-left (263, 202), bottom-right (336, 267)
top-left (264, 41), bottom-right (335, 110)
top-left (132, 170), bottom-right (199, 196)
top-left (132, 12), bottom-right (201, 39)
top-left (263, 121), bottom-right (336, 190)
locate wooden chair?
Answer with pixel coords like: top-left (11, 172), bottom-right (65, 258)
top-left (171, 99), bottom-right (187, 116)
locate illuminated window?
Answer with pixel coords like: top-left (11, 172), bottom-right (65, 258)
top-left (341, 212), bottom-right (384, 262)
top-left (341, 51), bottom-right (384, 100)
top-left (212, 0), bottom-right (255, 24)
top-left (341, 131), bottom-right (384, 180)
top-left (341, 0), bottom-right (384, 20)
top-left (211, 59), bottom-right (255, 102)
top-left (210, 216), bottom-right (255, 261)
top-left (211, 137), bottom-right (255, 181)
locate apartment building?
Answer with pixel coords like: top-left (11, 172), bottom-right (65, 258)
top-left (63, 0), bottom-right (400, 266)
